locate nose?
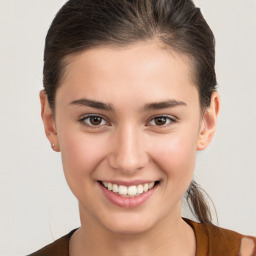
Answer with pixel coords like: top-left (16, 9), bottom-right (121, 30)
top-left (108, 125), bottom-right (148, 174)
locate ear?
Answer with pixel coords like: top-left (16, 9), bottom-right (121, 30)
top-left (40, 90), bottom-right (60, 152)
top-left (197, 91), bottom-right (220, 151)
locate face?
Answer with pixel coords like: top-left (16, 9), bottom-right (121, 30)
top-left (41, 42), bottom-right (218, 234)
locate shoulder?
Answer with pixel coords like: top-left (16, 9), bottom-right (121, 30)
top-left (184, 218), bottom-right (256, 256)
top-left (27, 229), bottom-right (77, 256)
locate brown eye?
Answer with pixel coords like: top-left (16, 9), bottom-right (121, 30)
top-left (89, 116), bottom-right (102, 125)
top-left (154, 117), bottom-right (167, 126)
top-left (148, 115), bottom-right (175, 127)
top-left (80, 115), bottom-right (108, 127)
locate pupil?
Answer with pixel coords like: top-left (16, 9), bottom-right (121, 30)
top-left (90, 116), bottom-right (102, 125)
top-left (155, 117), bottom-right (166, 125)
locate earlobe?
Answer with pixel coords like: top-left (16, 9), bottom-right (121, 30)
top-left (197, 91), bottom-right (220, 151)
top-left (40, 90), bottom-right (60, 152)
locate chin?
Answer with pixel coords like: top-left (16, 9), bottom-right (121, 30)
top-left (102, 215), bottom-right (155, 235)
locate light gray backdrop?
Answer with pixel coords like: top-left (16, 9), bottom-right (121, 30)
top-left (0, 0), bottom-right (255, 255)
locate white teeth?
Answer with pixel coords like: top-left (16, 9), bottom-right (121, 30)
top-left (102, 181), bottom-right (156, 197)
top-left (148, 182), bottom-right (154, 189)
top-left (119, 185), bottom-right (128, 195)
top-left (112, 184), bottom-right (119, 193)
top-left (128, 186), bottom-right (137, 196)
top-left (137, 184), bottom-right (144, 194)
top-left (107, 183), bottom-right (112, 191)
top-left (143, 183), bottom-right (149, 192)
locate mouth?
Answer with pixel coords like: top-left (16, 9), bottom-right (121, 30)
top-left (98, 180), bottom-right (160, 198)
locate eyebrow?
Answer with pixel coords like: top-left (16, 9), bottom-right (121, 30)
top-left (70, 98), bottom-right (114, 111)
top-left (143, 99), bottom-right (187, 111)
top-left (70, 98), bottom-right (186, 111)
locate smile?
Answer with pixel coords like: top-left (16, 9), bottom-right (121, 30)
top-left (98, 180), bottom-right (160, 208)
top-left (100, 181), bottom-right (157, 197)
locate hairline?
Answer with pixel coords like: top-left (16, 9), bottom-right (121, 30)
top-left (49, 39), bottom-right (202, 114)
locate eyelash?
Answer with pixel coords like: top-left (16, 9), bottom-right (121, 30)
top-left (147, 115), bottom-right (177, 127)
top-left (78, 114), bottom-right (177, 128)
top-left (79, 114), bottom-right (110, 128)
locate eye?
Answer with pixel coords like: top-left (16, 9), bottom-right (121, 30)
top-left (79, 115), bottom-right (109, 127)
top-left (148, 115), bottom-right (175, 127)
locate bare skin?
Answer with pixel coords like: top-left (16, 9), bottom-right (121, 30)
top-left (40, 41), bottom-right (219, 256)
top-left (70, 212), bottom-right (196, 256)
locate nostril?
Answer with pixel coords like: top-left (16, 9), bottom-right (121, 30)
top-left (108, 152), bottom-right (148, 173)
top-left (108, 132), bottom-right (149, 172)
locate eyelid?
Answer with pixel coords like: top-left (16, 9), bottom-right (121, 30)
top-left (146, 114), bottom-right (177, 127)
top-left (78, 114), bottom-right (177, 128)
top-left (78, 114), bottom-right (110, 128)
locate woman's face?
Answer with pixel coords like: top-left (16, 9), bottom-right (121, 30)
top-left (42, 42), bottom-right (217, 234)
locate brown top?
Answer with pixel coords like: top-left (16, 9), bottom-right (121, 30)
top-left (28, 218), bottom-right (256, 256)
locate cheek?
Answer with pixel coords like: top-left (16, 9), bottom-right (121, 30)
top-left (58, 129), bottom-right (108, 190)
top-left (151, 130), bottom-right (198, 187)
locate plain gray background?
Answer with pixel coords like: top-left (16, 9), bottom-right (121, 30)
top-left (0, 0), bottom-right (255, 255)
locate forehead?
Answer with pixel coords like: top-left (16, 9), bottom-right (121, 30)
top-left (63, 41), bottom-right (195, 80)
top-left (57, 41), bottom-right (199, 107)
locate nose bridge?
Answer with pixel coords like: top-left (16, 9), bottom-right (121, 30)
top-left (109, 124), bottom-right (147, 173)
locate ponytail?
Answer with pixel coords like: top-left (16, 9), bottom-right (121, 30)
top-left (185, 180), bottom-right (215, 223)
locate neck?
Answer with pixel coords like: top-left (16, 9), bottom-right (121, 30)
top-left (70, 209), bottom-right (196, 256)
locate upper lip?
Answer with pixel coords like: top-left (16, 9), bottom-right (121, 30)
top-left (98, 180), bottom-right (159, 186)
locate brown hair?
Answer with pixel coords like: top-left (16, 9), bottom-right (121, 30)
top-left (43, 0), bottom-right (217, 223)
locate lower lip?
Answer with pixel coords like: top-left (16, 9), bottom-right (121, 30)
top-left (99, 183), bottom-right (157, 208)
